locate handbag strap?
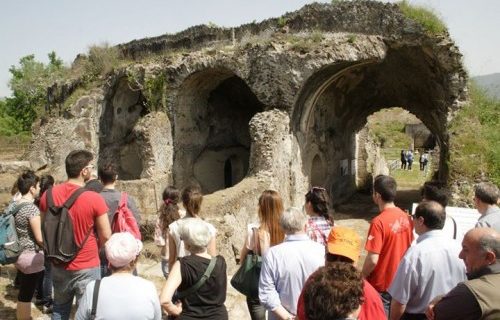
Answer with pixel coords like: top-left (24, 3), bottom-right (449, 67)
top-left (177, 256), bottom-right (217, 299)
top-left (252, 227), bottom-right (261, 256)
top-left (90, 279), bottom-right (101, 320)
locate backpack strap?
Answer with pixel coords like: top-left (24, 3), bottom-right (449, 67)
top-left (90, 279), bottom-right (101, 320)
top-left (63, 188), bottom-right (87, 209)
top-left (119, 192), bottom-right (128, 208)
top-left (10, 202), bottom-right (31, 216)
top-left (252, 227), bottom-right (261, 256)
top-left (57, 187), bottom-right (92, 249)
top-left (451, 216), bottom-right (458, 240)
top-left (176, 257), bottom-right (217, 299)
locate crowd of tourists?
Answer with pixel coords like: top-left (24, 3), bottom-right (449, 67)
top-left (2, 148), bottom-right (500, 320)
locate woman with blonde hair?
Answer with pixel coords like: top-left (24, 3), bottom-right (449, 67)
top-left (239, 190), bottom-right (285, 320)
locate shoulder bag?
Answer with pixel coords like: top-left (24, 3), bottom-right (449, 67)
top-left (230, 227), bottom-right (262, 298)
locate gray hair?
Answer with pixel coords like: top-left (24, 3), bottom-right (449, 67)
top-left (475, 182), bottom-right (499, 205)
top-left (280, 207), bottom-right (307, 234)
top-left (478, 233), bottom-right (500, 258)
top-left (179, 218), bottom-right (211, 254)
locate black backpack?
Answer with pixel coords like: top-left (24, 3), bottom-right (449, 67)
top-left (43, 187), bottom-right (91, 263)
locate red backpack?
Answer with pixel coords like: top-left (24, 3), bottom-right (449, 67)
top-left (111, 193), bottom-right (141, 240)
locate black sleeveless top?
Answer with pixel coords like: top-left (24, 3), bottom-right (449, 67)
top-left (178, 255), bottom-right (228, 320)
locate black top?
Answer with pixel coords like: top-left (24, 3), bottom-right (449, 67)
top-left (178, 255), bottom-right (228, 320)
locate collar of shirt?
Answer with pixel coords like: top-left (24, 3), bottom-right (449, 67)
top-left (416, 229), bottom-right (444, 244)
top-left (284, 234), bottom-right (310, 242)
top-left (483, 205), bottom-right (500, 217)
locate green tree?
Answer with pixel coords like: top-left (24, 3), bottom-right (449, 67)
top-left (2, 52), bottom-right (66, 132)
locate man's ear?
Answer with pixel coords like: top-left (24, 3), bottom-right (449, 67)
top-left (485, 250), bottom-right (496, 265)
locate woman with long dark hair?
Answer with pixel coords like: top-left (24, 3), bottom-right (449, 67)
top-left (154, 186), bottom-right (183, 279)
top-left (34, 175), bottom-right (55, 313)
top-left (239, 190), bottom-right (285, 320)
top-left (304, 187), bottom-right (333, 245)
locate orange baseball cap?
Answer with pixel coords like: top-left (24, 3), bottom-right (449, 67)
top-left (326, 226), bottom-right (361, 263)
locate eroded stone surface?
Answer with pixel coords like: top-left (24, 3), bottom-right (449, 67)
top-left (27, 1), bottom-right (468, 274)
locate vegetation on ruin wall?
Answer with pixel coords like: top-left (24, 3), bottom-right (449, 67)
top-left (0, 52), bottom-right (66, 136)
top-left (397, 1), bottom-right (447, 35)
top-left (449, 84), bottom-right (500, 185)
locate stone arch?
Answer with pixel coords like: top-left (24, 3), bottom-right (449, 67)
top-left (293, 45), bottom-right (460, 203)
top-left (173, 68), bottom-right (264, 193)
top-left (99, 77), bottom-right (147, 180)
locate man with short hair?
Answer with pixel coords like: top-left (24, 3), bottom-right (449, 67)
top-left (421, 181), bottom-right (463, 241)
top-left (259, 207), bottom-right (324, 320)
top-left (388, 201), bottom-right (466, 320)
top-left (98, 162), bottom-right (141, 276)
top-left (427, 227), bottom-right (500, 320)
top-left (40, 150), bottom-right (111, 320)
top-left (474, 182), bottom-right (500, 232)
top-left (361, 175), bottom-right (413, 316)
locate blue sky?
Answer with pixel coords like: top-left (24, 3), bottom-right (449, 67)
top-left (0, 0), bottom-right (498, 97)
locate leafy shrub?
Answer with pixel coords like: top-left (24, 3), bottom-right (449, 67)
top-left (398, 1), bottom-right (447, 35)
top-left (449, 84), bottom-right (500, 185)
top-left (73, 43), bottom-right (121, 83)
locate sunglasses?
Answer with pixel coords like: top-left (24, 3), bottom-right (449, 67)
top-left (310, 186), bottom-right (326, 193)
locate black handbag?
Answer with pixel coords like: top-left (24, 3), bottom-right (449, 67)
top-left (231, 228), bottom-right (262, 298)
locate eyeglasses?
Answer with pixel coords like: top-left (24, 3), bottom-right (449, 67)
top-left (83, 164), bottom-right (95, 170)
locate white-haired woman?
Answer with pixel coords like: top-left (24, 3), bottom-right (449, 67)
top-left (75, 232), bottom-right (161, 320)
top-left (160, 218), bottom-right (228, 320)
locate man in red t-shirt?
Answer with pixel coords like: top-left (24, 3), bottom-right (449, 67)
top-left (361, 175), bottom-right (413, 317)
top-left (40, 150), bottom-right (111, 320)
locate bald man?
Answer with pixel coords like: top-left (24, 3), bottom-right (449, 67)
top-left (426, 227), bottom-right (500, 320)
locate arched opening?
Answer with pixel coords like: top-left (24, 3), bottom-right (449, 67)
top-left (174, 69), bottom-right (264, 193)
top-left (99, 77), bottom-right (147, 180)
top-left (310, 154), bottom-right (325, 187)
top-left (293, 46), bottom-right (454, 206)
top-left (224, 158), bottom-right (233, 189)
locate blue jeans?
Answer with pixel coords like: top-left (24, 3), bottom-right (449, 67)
top-left (380, 291), bottom-right (392, 319)
top-left (36, 259), bottom-right (53, 305)
top-left (51, 265), bottom-right (100, 320)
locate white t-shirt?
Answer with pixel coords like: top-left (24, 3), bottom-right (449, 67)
top-left (169, 217), bottom-right (217, 258)
top-left (75, 274), bottom-right (161, 320)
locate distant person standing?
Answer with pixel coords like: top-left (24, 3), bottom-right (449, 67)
top-left (406, 150), bottom-right (414, 170)
top-left (474, 182), bottom-right (500, 232)
top-left (419, 151), bottom-right (425, 171)
top-left (400, 150), bottom-right (407, 170)
top-left (361, 175), bottom-right (414, 317)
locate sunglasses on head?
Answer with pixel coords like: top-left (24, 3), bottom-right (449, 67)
top-left (310, 186), bottom-right (326, 193)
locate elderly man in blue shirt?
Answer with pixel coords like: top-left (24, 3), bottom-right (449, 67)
top-left (259, 207), bottom-right (325, 320)
top-left (388, 201), bottom-right (467, 320)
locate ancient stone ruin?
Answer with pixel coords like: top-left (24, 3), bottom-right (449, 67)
top-left (26, 2), bottom-right (467, 271)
